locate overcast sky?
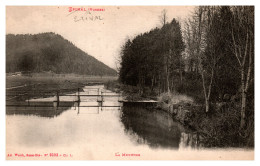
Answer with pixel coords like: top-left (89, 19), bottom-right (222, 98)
top-left (6, 6), bottom-right (194, 69)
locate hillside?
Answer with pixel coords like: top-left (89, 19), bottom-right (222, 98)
top-left (6, 32), bottom-right (117, 76)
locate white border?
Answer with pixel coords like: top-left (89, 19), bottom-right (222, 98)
top-left (1, 0), bottom-right (259, 166)
top-left (2, 0), bottom-right (259, 6)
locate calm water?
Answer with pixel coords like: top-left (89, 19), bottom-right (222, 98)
top-left (6, 85), bottom-right (200, 159)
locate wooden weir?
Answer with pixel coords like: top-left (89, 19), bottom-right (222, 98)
top-left (6, 87), bottom-right (124, 109)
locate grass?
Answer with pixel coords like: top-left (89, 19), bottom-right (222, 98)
top-left (151, 89), bottom-right (254, 148)
top-left (6, 73), bottom-right (117, 101)
top-left (158, 92), bottom-right (194, 105)
top-left (187, 103), bottom-right (255, 148)
top-left (6, 73), bottom-right (117, 88)
top-left (104, 80), bottom-right (158, 101)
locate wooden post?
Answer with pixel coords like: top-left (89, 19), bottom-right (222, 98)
top-left (118, 93), bottom-right (123, 102)
top-left (27, 94), bottom-right (30, 106)
top-left (53, 91), bottom-right (59, 109)
top-left (97, 89), bottom-right (103, 109)
top-left (101, 91), bottom-right (103, 102)
top-left (77, 88), bottom-right (80, 102)
top-left (56, 91), bottom-right (59, 102)
top-left (77, 102), bottom-right (80, 115)
top-left (97, 88), bottom-right (100, 101)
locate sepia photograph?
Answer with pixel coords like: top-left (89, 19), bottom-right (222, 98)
top-left (5, 5), bottom-right (254, 160)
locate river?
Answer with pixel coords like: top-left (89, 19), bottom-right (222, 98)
top-left (6, 85), bottom-right (253, 160)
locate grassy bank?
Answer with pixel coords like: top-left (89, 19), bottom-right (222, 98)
top-left (188, 104), bottom-right (254, 148)
top-left (6, 73), bottom-right (117, 101)
top-left (158, 92), bottom-right (254, 148)
top-left (105, 80), bottom-right (160, 101)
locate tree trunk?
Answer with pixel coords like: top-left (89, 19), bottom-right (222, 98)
top-left (171, 77), bottom-right (174, 92)
top-left (180, 56), bottom-right (183, 85)
top-left (240, 90), bottom-right (246, 129)
top-left (240, 69), bottom-right (246, 129)
top-left (205, 98), bottom-right (209, 113)
top-left (180, 70), bottom-right (183, 85)
top-left (158, 75), bottom-right (161, 95)
top-left (151, 75), bottom-right (154, 91)
top-left (165, 59), bottom-right (170, 94)
top-left (199, 66), bottom-right (208, 112)
top-left (167, 71), bottom-right (170, 94)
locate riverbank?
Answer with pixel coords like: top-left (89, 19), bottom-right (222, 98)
top-left (6, 74), bottom-right (117, 101)
top-left (157, 93), bottom-right (254, 148)
top-left (105, 80), bottom-right (254, 148)
top-left (104, 80), bottom-right (158, 101)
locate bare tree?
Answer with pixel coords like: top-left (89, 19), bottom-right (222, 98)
top-left (184, 6), bottom-right (218, 113)
top-left (230, 6), bottom-right (254, 129)
top-left (195, 7), bottom-right (213, 113)
top-left (159, 9), bottom-right (168, 26)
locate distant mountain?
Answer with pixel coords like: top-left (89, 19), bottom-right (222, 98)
top-left (6, 32), bottom-right (117, 76)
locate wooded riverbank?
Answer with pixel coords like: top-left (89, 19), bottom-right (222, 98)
top-left (105, 80), bottom-right (254, 148)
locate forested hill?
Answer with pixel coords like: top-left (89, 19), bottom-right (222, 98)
top-left (6, 32), bottom-right (117, 76)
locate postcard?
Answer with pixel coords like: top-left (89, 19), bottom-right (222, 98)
top-left (5, 6), bottom-right (254, 160)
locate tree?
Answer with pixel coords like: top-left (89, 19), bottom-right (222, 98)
top-left (207, 7), bottom-right (239, 101)
top-left (158, 10), bottom-right (185, 93)
top-left (230, 6), bottom-right (254, 129)
top-left (183, 6), bottom-right (215, 113)
top-left (159, 9), bottom-right (168, 26)
top-left (119, 15), bottom-right (184, 95)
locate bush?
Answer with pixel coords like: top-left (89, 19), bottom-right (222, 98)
top-left (104, 80), bottom-right (121, 92)
top-left (188, 103), bottom-right (252, 147)
top-left (158, 92), bottom-right (194, 105)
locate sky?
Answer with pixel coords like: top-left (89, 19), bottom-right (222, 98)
top-left (6, 6), bottom-right (195, 69)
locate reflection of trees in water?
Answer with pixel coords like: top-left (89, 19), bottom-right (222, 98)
top-left (179, 132), bottom-right (201, 149)
top-left (6, 102), bottom-right (74, 118)
top-left (120, 104), bottom-right (182, 149)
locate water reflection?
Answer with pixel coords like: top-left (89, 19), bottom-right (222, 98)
top-left (179, 132), bottom-right (201, 150)
top-left (121, 105), bottom-right (176, 149)
top-left (120, 103), bottom-right (201, 149)
top-left (6, 85), bottom-right (200, 152)
top-left (6, 102), bottom-right (73, 118)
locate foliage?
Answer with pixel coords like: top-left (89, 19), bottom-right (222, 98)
top-left (118, 7), bottom-right (254, 147)
top-left (189, 103), bottom-right (253, 147)
top-left (6, 32), bottom-right (117, 76)
top-left (119, 18), bottom-right (184, 94)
